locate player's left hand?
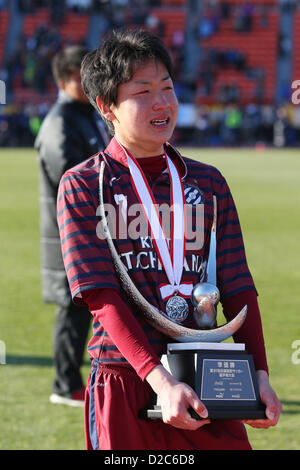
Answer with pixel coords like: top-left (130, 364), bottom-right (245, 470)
top-left (242, 370), bottom-right (282, 428)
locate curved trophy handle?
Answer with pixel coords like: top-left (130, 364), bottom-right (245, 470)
top-left (98, 160), bottom-right (247, 343)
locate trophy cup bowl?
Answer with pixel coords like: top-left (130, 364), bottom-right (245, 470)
top-left (191, 282), bottom-right (220, 329)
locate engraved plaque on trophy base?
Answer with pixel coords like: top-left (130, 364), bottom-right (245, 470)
top-left (141, 342), bottom-right (266, 421)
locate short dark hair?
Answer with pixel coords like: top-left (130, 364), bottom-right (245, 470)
top-left (80, 29), bottom-right (175, 134)
top-left (52, 45), bottom-right (89, 85)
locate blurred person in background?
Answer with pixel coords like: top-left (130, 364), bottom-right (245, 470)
top-left (35, 45), bottom-right (109, 406)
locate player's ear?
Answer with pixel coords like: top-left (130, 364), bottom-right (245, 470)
top-left (58, 79), bottom-right (67, 90)
top-left (96, 96), bottom-right (115, 121)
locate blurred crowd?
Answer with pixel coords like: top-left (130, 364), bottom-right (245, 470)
top-left (177, 102), bottom-right (300, 148)
top-left (1, 100), bottom-right (299, 149)
top-left (0, 0), bottom-right (300, 147)
top-left (4, 0), bottom-right (164, 96)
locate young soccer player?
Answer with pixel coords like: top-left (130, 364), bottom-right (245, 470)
top-left (57, 29), bottom-right (281, 450)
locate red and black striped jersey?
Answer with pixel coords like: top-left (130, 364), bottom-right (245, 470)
top-left (57, 137), bottom-right (256, 363)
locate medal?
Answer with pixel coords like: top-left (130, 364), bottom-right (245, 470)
top-left (166, 294), bottom-right (189, 323)
top-left (118, 140), bottom-right (193, 322)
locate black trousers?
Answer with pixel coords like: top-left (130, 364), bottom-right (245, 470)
top-left (53, 302), bottom-right (91, 395)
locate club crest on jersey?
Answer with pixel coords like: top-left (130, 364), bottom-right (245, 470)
top-left (183, 184), bottom-right (204, 205)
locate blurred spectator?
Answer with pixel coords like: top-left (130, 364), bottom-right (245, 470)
top-left (50, 0), bottom-right (66, 25)
top-left (66, 0), bottom-right (92, 12)
top-left (111, 2), bottom-right (128, 30)
top-left (220, 1), bottom-right (231, 19)
top-left (273, 106), bottom-right (295, 147)
top-left (6, 23), bottom-right (61, 98)
top-left (242, 104), bottom-right (262, 144)
top-left (233, 2), bottom-right (254, 32)
top-left (35, 45), bottom-right (109, 406)
top-left (170, 30), bottom-right (185, 79)
top-left (198, 53), bottom-right (216, 95)
top-left (197, 10), bottom-right (219, 38)
top-left (194, 106), bottom-right (211, 146)
top-left (0, 118), bottom-right (9, 146)
top-left (279, 0), bottom-right (297, 12)
top-left (279, 32), bottom-right (292, 57)
top-left (128, 0), bottom-right (150, 26)
top-left (259, 5), bottom-right (269, 28)
top-left (17, 1), bottom-right (34, 13)
top-left (145, 13), bottom-right (165, 38)
top-left (219, 82), bottom-right (240, 105)
top-left (221, 105), bottom-right (243, 145)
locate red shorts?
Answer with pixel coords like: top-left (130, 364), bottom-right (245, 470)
top-left (84, 361), bottom-right (252, 451)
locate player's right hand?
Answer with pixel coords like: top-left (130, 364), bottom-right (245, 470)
top-left (146, 365), bottom-right (210, 430)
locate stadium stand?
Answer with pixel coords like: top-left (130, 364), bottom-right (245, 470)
top-left (55, 10), bottom-right (89, 44)
top-left (0, 0), bottom-right (299, 147)
top-left (0, 8), bottom-right (9, 67)
top-left (22, 7), bottom-right (50, 38)
top-left (13, 6), bottom-right (89, 105)
top-left (218, 0), bottom-right (277, 4)
top-left (149, 7), bottom-right (187, 47)
top-left (196, 9), bottom-right (280, 105)
top-left (292, 9), bottom-right (300, 83)
top-left (160, 0), bottom-right (186, 6)
top-left (22, 6), bottom-right (89, 43)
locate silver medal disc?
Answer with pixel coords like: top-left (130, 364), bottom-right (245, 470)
top-left (165, 295), bottom-right (189, 323)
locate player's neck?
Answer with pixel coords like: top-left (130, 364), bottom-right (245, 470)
top-left (138, 154), bottom-right (167, 180)
top-left (115, 135), bottom-right (164, 160)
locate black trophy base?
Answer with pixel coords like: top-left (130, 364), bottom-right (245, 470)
top-left (140, 343), bottom-right (266, 422)
top-left (142, 404), bottom-right (266, 421)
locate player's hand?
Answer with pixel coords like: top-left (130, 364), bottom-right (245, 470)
top-left (146, 365), bottom-right (210, 430)
top-left (242, 370), bottom-right (282, 428)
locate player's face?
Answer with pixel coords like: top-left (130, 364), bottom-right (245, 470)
top-left (62, 69), bottom-right (90, 104)
top-left (104, 60), bottom-right (178, 158)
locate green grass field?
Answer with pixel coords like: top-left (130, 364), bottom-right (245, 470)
top-left (0, 147), bottom-right (299, 450)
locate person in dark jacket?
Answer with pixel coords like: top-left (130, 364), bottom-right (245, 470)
top-left (35, 45), bottom-right (109, 406)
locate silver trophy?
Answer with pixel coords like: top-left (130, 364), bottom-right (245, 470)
top-left (98, 160), bottom-right (266, 420)
top-left (98, 160), bottom-right (247, 343)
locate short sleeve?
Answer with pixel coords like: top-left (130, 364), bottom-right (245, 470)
top-left (57, 170), bottom-right (120, 305)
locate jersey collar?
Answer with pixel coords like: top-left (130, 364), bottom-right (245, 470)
top-left (104, 137), bottom-right (187, 180)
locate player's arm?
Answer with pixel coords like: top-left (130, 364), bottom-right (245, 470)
top-left (83, 288), bottom-right (210, 430)
top-left (82, 287), bottom-right (161, 380)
